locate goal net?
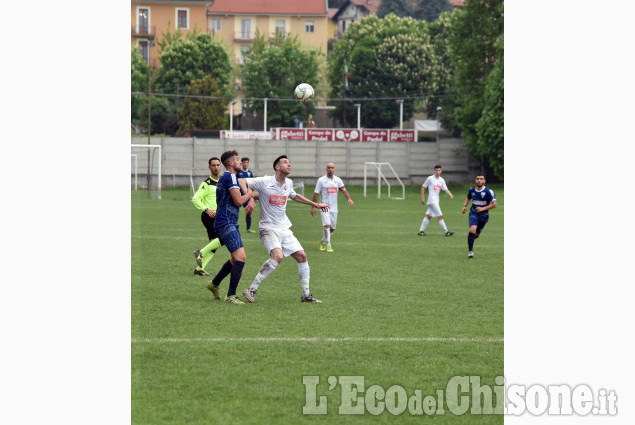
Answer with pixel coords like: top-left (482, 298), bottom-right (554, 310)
top-left (363, 162), bottom-right (405, 200)
top-left (131, 144), bottom-right (162, 200)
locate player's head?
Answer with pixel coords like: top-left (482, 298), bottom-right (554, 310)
top-left (273, 155), bottom-right (290, 174)
top-left (475, 173), bottom-right (486, 188)
top-left (241, 157), bottom-right (249, 169)
top-left (209, 157), bottom-right (221, 177)
top-left (221, 150), bottom-right (241, 172)
top-left (434, 165), bottom-right (442, 177)
top-left (326, 163), bottom-right (335, 177)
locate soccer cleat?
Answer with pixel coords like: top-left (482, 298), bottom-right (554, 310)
top-left (468, 251), bottom-right (474, 258)
top-left (194, 250), bottom-right (203, 268)
top-left (206, 281), bottom-right (221, 300)
top-left (224, 295), bottom-right (245, 304)
top-left (417, 231), bottom-right (426, 236)
top-left (320, 242), bottom-right (326, 251)
top-left (243, 288), bottom-right (257, 303)
top-left (445, 231), bottom-right (455, 237)
top-left (194, 267), bottom-right (211, 277)
top-left (247, 229), bottom-right (256, 233)
top-left (301, 294), bottom-right (323, 303)
top-left (326, 246), bottom-right (334, 252)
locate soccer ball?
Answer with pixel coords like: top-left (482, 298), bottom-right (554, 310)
top-left (294, 83), bottom-right (314, 103)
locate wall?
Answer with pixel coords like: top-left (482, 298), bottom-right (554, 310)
top-left (131, 136), bottom-right (479, 190)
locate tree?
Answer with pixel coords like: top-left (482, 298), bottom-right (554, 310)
top-left (154, 33), bottom-right (233, 97)
top-left (377, 0), bottom-right (454, 22)
top-left (475, 34), bottom-right (504, 179)
top-left (448, 0), bottom-right (504, 174)
top-left (328, 14), bottom-right (443, 128)
top-left (176, 75), bottom-right (228, 135)
top-left (131, 47), bottom-right (150, 129)
top-left (242, 32), bottom-right (321, 128)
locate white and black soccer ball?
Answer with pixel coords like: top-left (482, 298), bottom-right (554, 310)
top-left (293, 83), bottom-right (314, 103)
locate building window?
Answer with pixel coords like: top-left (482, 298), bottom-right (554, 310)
top-left (275, 19), bottom-right (286, 35)
top-left (305, 20), bottom-right (315, 33)
top-left (137, 7), bottom-right (150, 34)
top-left (241, 19), bottom-right (251, 38)
top-left (138, 40), bottom-right (149, 63)
top-left (240, 45), bottom-right (250, 64)
top-left (176, 8), bottom-right (189, 30)
top-left (211, 18), bottom-right (221, 32)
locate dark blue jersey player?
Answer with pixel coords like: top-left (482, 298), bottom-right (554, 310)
top-left (461, 174), bottom-right (497, 258)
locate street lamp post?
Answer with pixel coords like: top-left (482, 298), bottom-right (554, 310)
top-left (147, 35), bottom-right (155, 196)
top-left (353, 103), bottom-right (361, 130)
top-left (436, 106), bottom-right (442, 143)
top-left (396, 99), bottom-right (404, 129)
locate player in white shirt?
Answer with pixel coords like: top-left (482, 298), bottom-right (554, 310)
top-left (310, 163), bottom-right (354, 252)
top-left (418, 164), bottom-right (455, 236)
top-left (242, 155), bottom-right (330, 303)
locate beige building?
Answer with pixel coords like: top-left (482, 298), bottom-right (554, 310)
top-left (131, 1), bottom-right (212, 66)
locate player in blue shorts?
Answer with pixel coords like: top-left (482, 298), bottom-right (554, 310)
top-left (205, 150), bottom-right (256, 304)
top-left (461, 173), bottom-right (497, 258)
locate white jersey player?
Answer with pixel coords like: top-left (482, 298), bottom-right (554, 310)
top-left (311, 163), bottom-right (354, 252)
top-left (242, 155), bottom-right (329, 303)
top-left (418, 165), bottom-right (455, 236)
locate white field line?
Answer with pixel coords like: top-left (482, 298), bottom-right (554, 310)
top-left (132, 337), bottom-right (503, 343)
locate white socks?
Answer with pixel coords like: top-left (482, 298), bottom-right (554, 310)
top-left (322, 227), bottom-right (331, 246)
top-left (298, 261), bottom-right (310, 297)
top-left (438, 219), bottom-right (448, 233)
top-left (250, 258), bottom-right (279, 290)
top-left (419, 217), bottom-right (430, 232)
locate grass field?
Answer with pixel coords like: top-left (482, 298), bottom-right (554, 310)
top-left (132, 183), bottom-right (503, 424)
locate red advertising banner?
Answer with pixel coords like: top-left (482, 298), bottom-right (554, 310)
top-left (278, 128), bottom-right (306, 140)
top-left (388, 130), bottom-right (416, 142)
top-left (333, 129), bottom-right (361, 142)
top-left (361, 129), bottom-right (389, 142)
top-left (306, 129), bottom-right (333, 141)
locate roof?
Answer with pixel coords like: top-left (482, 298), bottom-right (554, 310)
top-left (327, 8), bottom-right (339, 20)
top-left (447, 0), bottom-right (464, 6)
top-left (348, 0), bottom-right (380, 15)
top-left (208, 0), bottom-right (327, 15)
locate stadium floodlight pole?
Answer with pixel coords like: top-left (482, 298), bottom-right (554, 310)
top-left (146, 35), bottom-right (155, 197)
top-left (354, 103), bottom-right (361, 130)
top-left (396, 99), bottom-right (404, 129)
top-left (264, 98), bottom-right (268, 132)
top-left (436, 106), bottom-right (442, 143)
top-left (230, 101), bottom-right (235, 136)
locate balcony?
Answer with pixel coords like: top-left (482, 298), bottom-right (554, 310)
top-left (132, 25), bottom-right (156, 37)
top-left (234, 32), bottom-right (255, 41)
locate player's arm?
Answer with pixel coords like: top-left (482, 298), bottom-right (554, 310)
top-left (192, 183), bottom-right (207, 211)
top-left (292, 193), bottom-right (329, 212)
top-left (229, 186), bottom-right (254, 207)
top-left (461, 198), bottom-right (471, 214)
top-left (444, 189), bottom-right (454, 199)
top-left (476, 200), bottom-right (497, 213)
top-left (310, 192), bottom-right (319, 216)
top-left (421, 185), bottom-right (426, 205)
top-left (340, 186), bottom-right (354, 206)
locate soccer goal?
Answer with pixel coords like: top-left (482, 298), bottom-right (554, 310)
top-left (363, 162), bottom-right (405, 200)
top-left (131, 144), bottom-right (162, 200)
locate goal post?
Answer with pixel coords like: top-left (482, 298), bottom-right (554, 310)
top-left (131, 144), bottom-right (162, 200)
top-left (363, 162), bottom-right (405, 200)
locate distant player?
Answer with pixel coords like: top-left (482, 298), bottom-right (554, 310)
top-left (462, 173), bottom-right (497, 258)
top-left (205, 150), bottom-right (255, 304)
top-left (242, 155), bottom-right (330, 303)
top-left (237, 157), bottom-right (255, 233)
top-left (192, 157), bottom-right (223, 277)
top-left (418, 164), bottom-right (455, 236)
top-left (310, 163), bottom-right (354, 252)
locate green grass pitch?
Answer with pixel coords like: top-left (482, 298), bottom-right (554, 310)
top-left (132, 183), bottom-right (503, 424)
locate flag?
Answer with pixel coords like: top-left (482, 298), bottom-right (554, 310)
top-left (344, 59), bottom-right (349, 92)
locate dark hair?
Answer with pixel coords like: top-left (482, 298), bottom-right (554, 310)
top-left (475, 173), bottom-right (486, 179)
top-left (209, 157), bottom-right (220, 166)
top-left (221, 150), bottom-right (238, 167)
top-left (241, 157), bottom-right (249, 162)
top-left (434, 164), bottom-right (442, 170)
top-left (273, 155), bottom-right (287, 171)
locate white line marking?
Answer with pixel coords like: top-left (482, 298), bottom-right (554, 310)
top-left (132, 337), bottom-right (503, 343)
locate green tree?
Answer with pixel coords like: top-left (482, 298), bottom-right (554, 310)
top-left (154, 33), bottom-right (233, 97)
top-left (328, 14), bottom-right (443, 128)
top-left (176, 75), bottom-right (228, 135)
top-left (242, 32), bottom-right (321, 128)
top-left (378, 0), bottom-right (454, 22)
top-left (131, 47), bottom-right (150, 129)
top-left (475, 34), bottom-right (504, 179)
top-left (448, 0), bottom-right (504, 173)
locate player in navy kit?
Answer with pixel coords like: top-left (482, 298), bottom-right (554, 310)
top-left (461, 174), bottom-right (497, 258)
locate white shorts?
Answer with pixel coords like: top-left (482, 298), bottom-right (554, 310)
top-left (425, 202), bottom-right (443, 217)
top-left (259, 227), bottom-right (304, 257)
top-left (320, 210), bottom-right (338, 229)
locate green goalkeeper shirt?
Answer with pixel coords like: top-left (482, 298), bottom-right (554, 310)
top-left (192, 176), bottom-right (219, 212)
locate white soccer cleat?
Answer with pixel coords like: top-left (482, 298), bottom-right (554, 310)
top-left (468, 251), bottom-right (474, 258)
